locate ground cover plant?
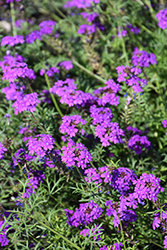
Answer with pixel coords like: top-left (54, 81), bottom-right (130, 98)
top-left (0, 0), bottom-right (167, 249)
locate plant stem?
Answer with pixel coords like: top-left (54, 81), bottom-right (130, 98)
top-left (117, 214), bottom-right (127, 250)
top-left (44, 73), bottom-right (63, 117)
top-left (10, 2), bottom-right (16, 37)
top-left (32, 218), bottom-right (83, 250)
top-left (118, 27), bottom-right (129, 66)
top-left (72, 59), bottom-right (106, 85)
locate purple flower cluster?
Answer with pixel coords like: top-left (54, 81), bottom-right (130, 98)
top-left (132, 47), bottom-right (157, 67)
top-left (64, 200), bottom-right (103, 227)
top-left (0, 215), bottom-right (10, 247)
top-left (6, 0), bottom-right (21, 3)
top-left (23, 170), bottom-right (45, 198)
top-left (50, 78), bottom-right (96, 107)
top-left (0, 55), bottom-right (36, 82)
top-left (117, 24), bottom-right (140, 38)
top-left (23, 134), bottom-right (55, 157)
top-left (89, 105), bottom-right (113, 125)
top-left (26, 20), bottom-right (56, 44)
top-left (58, 60), bottom-right (73, 70)
top-left (12, 148), bottom-right (35, 166)
top-left (128, 134), bottom-right (151, 154)
top-left (61, 140), bottom-right (92, 169)
top-left (12, 92), bottom-right (40, 114)
top-left (40, 66), bottom-right (59, 77)
top-left (59, 115), bottom-right (87, 137)
top-left (2, 83), bottom-right (25, 101)
top-left (64, 0), bottom-right (100, 9)
top-left (116, 65), bottom-right (147, 93)
top-left (105, 200), bottom-right (137, 227)
top-left (156, 9), bottom-right (167, 29)
top-left (162, 120), bottom-right (167, 128)
top-left (1, 35), bottom-right (24, 46)
top-left (81, 12), bottom-right (99, 22)
top-left (0, 143), bottom-right (7, 160)
top-left (132, 173), bottom-right (164, 203)
top-left (95, 122), bottom-right (124, 147)
top-left (94, 79), bottom-right (120, 106)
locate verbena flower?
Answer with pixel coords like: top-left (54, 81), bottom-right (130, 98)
top-left (116, 65), bottom-right (147, 93)
top-left (132, 173), bottom-right (164, 203)
top-left (89, 105), bottom-right (113, 126)
top-left (126, 23), bottom-right (140, 34)
top-left (12, 93), bottom-right (40, 114)
top-left (2, 83), bottom-right (25, 101)
top-left (1, 35), bottom-right (24, 46)
top-left (26, 30), bottom-right (42, 44)
top-left (81, 12), bottom-right (99, 22)
top-left (23, 134), bottom-right (55, 158)
top-left (94, 79), bottom-right (120, 106)
top-left (156, 9), bottom-right (167, 29)
top-left (95, 122), bottom-right (124, 147)
top-left (6, 0), bottom-right (21, 2)
top-left (78, 24), bottom-right (96, 34)
top-left (132, 47), bottom-right (157, 67)
top-left (58, 61), bottom-right (73, 70)
top-left (128, 134), bottom-right (151, 154)
top-left (64, 200), bottom-right (103, 227)
top-left (64, 0), bottom-right (100, 9)
top-left (61, 140), bottom-right (92, 169)
top-left (84, 168), bottom-right (102, 184)
top-left (50, 78), bottom-right (96, 107)
top-left (59, 115), bottom-right (87, 137)
top-left (162, 120), bottom-right (167, 128)
top-left (23, 170), bottom-right (45, 198)
top-left (111, 167), bottom-right (137, 195)
top-left (40, 66), bottom-right (59, 76)
top-left (39, 20), bottom-right (56, 35)
top-left (0, 143), bottom-right (7, 159)
top-left (0, 55), bottom-right (36, 82)
top-left (0, 215), bottom-right (10, 247)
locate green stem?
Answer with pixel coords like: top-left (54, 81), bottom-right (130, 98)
top-left (32, 217), bottom-right (83, 250)
top-left (72, 60), bottom-right (106, 85)
top-left (10, 2), bottom-right (16, 37)
top-left (118, 27), bottom-right (129, 66)
top-left (53, 5), bottom-right (67, 19)
top-left (44, 73), bottom-right (63, 117)
top-left (117, 213), bottom-right (127, 250)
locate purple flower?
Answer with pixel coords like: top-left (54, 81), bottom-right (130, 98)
top-left (152, 204), bottom-right (167, 230)
top-left (23, 134), bottom-right (55, 158)
top-left (0, 216), bottom-right (10, 247)
top-left (111, 167), bottom-right (137, 195)
top-left (132, 47), bottom-right (157, 67)
top-left (116, 65), bottom-right (147, 93)
top-left (6, 0), bottom-right (21, 2)
top-left (89, 105), bottom-right (113, 126)
top-left (39, 20), bottom-right (56, 35)
top-left (64, 0), bottom-right (100, 9)
top-left (94, 79), bottom-right (120, 106)
top-left (132, 173), bottom-right (164, 203)
top-left (81, 12), bottom-right (99, 22)
top-left (95, 122), bottom-right (124, 147)
top-left (117, 29), bottom-right (127, 38)
top-left (64, 200), bottom-right (103, 227)
top-left (164, 236), bottom-right (167, 249)
top-left (40, 67), bottom-right (59, 77)
top-left (0, 55), bottom-right (36, 82)
top-left (128, 134), bottom-right (151, 154)
top-left (0, 143), bottom-right (7, 159)
top-left (50, 78), bottom-right (96, 107)
top-left (22, 170), bottom-right (45, 198)
top-left (78, 24), bottom-right (96, 34)
top-left (58, 61), bottom-right (73, 70)
top-left (84, 168), bottom-right (102, 184)
top-left (2, 83), bottom-right (25, 101)
top-left (61, 140), bottom-right (92, 169)
top-left (156, 9), bottom-right (167, 29)
top-left (40, 90), bottom-right (51, 104)
top-left (12, 93), bottom-right (40, 114)
top-left (12, 148), bottom-right (35, 166)
top-left (59, 115), bottom-right (87, 137)
top-left (26, 30), bottom-right (42, 44)
top-left (162, 120), bottom-right (167, 128)
top-left (1, 35), bottom-right (24, 46)
top-left (127, 24), bottom-right (140, 34)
